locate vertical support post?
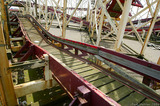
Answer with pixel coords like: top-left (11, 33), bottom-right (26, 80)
top-left (62, 0), bottom-right (67, 38)
top-left (5, 4), bottom-right (11, 36)
top-left (35, 0), bottom-right (38, 19)
top-left (140, 1), bottom-right (160, 55)
top-left (44, 54), bottom-right (53, 88)
top-left (1, 0), bottom-right (11, 48)
top-left (75, 48), bottom-right (78, 55)
top-left (158, 57), bottom-right (160, 65)
top-left (142, 1), bottom-right (160, 86)
top-left (114, 0), bottom-right (132, 51)
top-left (0, 18), bottom-right (17, 106)
top-left (26, 0), bottom-right (28, 14)
top-left (0, 79), bottom-right (6, 106)
top-left (86, 1), bottom-right (90, 21)
top-left (96, 9), bottom-right (104, 46)
top-left (45, 0), bottom-right (48, 29)
top-left (29, 0), bottom-right (32, 15)
top-left (91, 12), bottom-right (95, 38)
top-left (54, 7), bottom-right (62, 32)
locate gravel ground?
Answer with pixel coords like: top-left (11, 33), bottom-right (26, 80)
top-left (123, 39), bottom-right (160, 64)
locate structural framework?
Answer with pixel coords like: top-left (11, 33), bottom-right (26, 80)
top-left (0, 0), bottom-right (160, 105)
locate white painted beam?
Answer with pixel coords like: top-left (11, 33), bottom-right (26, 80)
top-left (14, 79), bottom-right (57, 98)
top-left (114, 0), bottom-right (132, 51)
top-left (140, 1), bottom-right (160, 55)
top-left (96, 9), bottom-right (104, 46)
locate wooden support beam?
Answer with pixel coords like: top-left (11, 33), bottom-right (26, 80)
top-left (14, 79), bottom-right (57, 98)
top-left (44, 54), bottom-right (52, 81)
top-left (96, 9), bottom-right (104, 46)
top-left (9, 59), bottom-right (45, 71)
top-left (146, 0), bottom-right (153, 16)
top-left (45, 0), bottom-right (48, 29)
top-left (0, 79), bottom-right (6, 106)
top-left (140, 1), bottom-right (160, 55)
top-left (158, 57), bottom-right (160, 65)
top-left (0, 16), bottom-right (17, 106)
top-left (62, 0), bottom-right (67, 38)
top-left (114, 0), bottom-right (132, 51)
top-left (98, 0), bottom-right (117, 34)
top-left (141, 1), bottom-right (160, 85)
top-left (47, 0), bottom-right (60, 31)
top-left (66, 0), bottom-right (82, 26)
top-left (130, 0), bottom-right (158, 20)
top-left (10, 37), bottom-right (23, 41)
top-left (35, 0), bottom-right (38, 19)
top-left (1, 0), bottom-right (11, 48)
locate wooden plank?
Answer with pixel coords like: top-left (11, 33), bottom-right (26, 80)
top-left (140, 98), bottom-right (156, 105)
top-left (74, 67), bottom-right (93, 73)
top-left (85, 73), bottom-right (107, 82)
top-left (90, 77), bottom-right (114, 87)
top-left (98, 81), bottom-right (123, 94)
top-left (67, 62), bottom-right (86, 68)
top-left (79, 69), bottom-right (100, 77)
top-left (107, 86), bottom-right (133, 102)
top-left (118, 92), bottom-right (146, 105)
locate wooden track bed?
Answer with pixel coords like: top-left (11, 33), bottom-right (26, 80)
top-left (19, 18), bottom-right (157, 105)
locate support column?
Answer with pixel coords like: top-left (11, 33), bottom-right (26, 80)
top-left (86, 1), bottom-right (90, 21)
top-left (1, 0), bottom-right (11, 48)
top-left (114, 0), bottom-right (132, 51)
top-left (45, 0), bottom-right (48, 29)
top-left (141, 1), bottom-right (160, 85)
top-left (62, 0), bottom-right (67, 38)
top-left (29, 0), bottom-right (32, 15)
top-left (0, 17), bottom-right (17, 106)
top-left (96, 9), bottom-right (104, 46)
top-left (35, 0), bottom-right (38, 19)
top-left (26, 0), bottom-right (28, 14)
top-left (140, 1), bottom-right (160, 55)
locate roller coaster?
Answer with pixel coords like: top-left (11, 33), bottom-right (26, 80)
top-left (0, 0), bottom-right (160, 105)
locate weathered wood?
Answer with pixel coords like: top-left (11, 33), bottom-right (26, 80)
top-left (118, 92), bottom-right (146, 106)
top-left (20, 17), bottom-right (158, 105)
top-left (14, 79), bottom-right (57, 97)
top-left (0, 17), bottom-right (17, 105)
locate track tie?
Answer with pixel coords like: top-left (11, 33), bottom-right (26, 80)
top-left (137, 97), bottom-right (147, 105)
top-left (83, 72), bottom-right (101, 78)
top-left (89, 76), bottom-right (108, 82)
top-left (97, 80), bottom-right (116, 88)
top-left (116, 91), bottom-right (135, 103)
top-left (72, 65), bottom-right (89, 70)
top-left (105, 85), bottom-right (125, 95)
top-left (77, 69), bottom-right (93, 74)
top-left (66, 63), bottom-right (86, 67)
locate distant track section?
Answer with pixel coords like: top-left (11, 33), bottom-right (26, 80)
top-left (25, 14), bottom-right (160, 83)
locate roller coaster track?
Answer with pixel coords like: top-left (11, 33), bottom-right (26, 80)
top-left (11, 13), bottom-right (160, 105)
